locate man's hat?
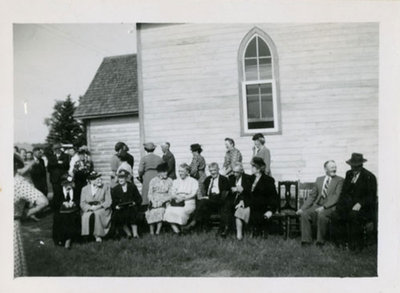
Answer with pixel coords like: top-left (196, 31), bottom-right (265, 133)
top-left (88, 171), bottom-right (102, 180)
top-left (346, 153), bottom-right (367, 166)
top-left (60, 174), bottom-right (74, 186)
top-left (52, 143), bottom-right (62, 150)
top-left (251, 157), bottom-right (266, 169)
top-left (117, 170), bottom-right (130, 178)
top-left (143, 142), bottom-right (156, 151)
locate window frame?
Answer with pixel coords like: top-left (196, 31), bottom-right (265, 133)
top-left (238, 27), bottom-right (282, 136)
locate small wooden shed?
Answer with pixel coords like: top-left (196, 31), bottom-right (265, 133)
top-left (74, 54), bottom-right (140, 182)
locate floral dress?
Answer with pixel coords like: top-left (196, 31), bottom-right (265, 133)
top-left (145, 176), bottom-right (173, 224)
top-left (14, 174), bottom-right (47, 277)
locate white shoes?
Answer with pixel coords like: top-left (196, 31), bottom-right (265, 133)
top-left (95, 237), bottom-right (102, 243)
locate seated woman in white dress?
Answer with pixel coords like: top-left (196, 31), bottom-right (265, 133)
top-left (145, 163), bottom-right (173, 235)
top-left (80, 171), bottom-right (112, 243)
top-left (163, 163), bottom-right (198, 235)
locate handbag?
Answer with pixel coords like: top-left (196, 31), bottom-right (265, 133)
top-left (170, 199), bottom-right (185, 207)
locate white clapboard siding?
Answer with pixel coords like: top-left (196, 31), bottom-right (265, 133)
top-left (87, 116), bottom-right (141, 186)
top-left (139, 23), bottom-right (378, 182)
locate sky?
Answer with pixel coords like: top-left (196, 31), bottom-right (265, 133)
top-left (14, 23), bottom-right (137, 145)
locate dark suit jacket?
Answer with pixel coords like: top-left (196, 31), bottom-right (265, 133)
top-left (162, 150), bottom-right (176, 179)
top-left (301, 175), bottom-right (344, 210)
top-left (111, 182), bottom-right (142, 209)
top-left (47, 153), bottom-right (70, 184)
top-left (30, 158), bottom-right (48, 195)
top-left (336, 168), bottom-right (377, 218)
top-left (228, 173), bottom-right (253, 206)
top-left (203, 174), bottom-right (230, 201)
top-left (250, 174), bottom-right (279, 213)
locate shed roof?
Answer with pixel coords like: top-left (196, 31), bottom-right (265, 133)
top-left (74, 54), bottom-right (138, 119)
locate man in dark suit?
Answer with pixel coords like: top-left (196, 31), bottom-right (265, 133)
top-left (297, 160), bottom-right (344, 246)
top-left (161, 142), bottom-right (176, 179)
top-left (47, 143), bottom-right (70, 200)
top-left (331, 153), bottom-right (377, 251)
top-left (30, 147), bottom-right (48, 197)
top-left (184, 162), bottom-right (231, 237)
top-left (229, 163), bottom-right (253, 240)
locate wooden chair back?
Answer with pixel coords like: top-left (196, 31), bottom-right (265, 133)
top-left (299, 182), bottom-right (315, 208)
top-left (278, 181), bottom-right (299, 212)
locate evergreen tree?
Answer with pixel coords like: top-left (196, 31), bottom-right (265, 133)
top-left (45, 95), bottom-right (86, 147)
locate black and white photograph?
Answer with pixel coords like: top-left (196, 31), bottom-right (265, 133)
top-left (1, 0), bottom-right (400, 292)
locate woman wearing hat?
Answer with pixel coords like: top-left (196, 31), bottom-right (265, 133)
top-left (111, 170), bottom-right (143, 239)
top-left (248, 157), bottom-right (279, 237)
top-left (145, 162), bottom-right (174, 235)
top-left (14, 154), bottom-right (49, 276)
top-left (80, 171), bottom-right (112, 242)
top-left (52, 174), bottom-right (81, 249)
top-left (252, 133), bottom-right (271, 176)
top-left (189, 143), bottom-right (207, 198)
top-left (138, 142), bottom-right (163, 206)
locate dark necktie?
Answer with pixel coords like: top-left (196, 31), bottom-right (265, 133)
top-left (66, 191), bottom-right (71, 202)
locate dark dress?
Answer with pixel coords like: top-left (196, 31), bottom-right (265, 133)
top-left (111, 183), bottom-right (143, 228)
top-left (249, 174), bottom-right (279, 231)
top-left (73, 159), bottom-right (93, 197)
top-left (52, 187), bottom-right (81, 245)
top-left (30, 158), bottom-right (48, 196)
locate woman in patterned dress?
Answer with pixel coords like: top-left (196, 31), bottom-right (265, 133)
top-left (163, 163), bottom-right (199, 235)
top-left (14, 154), bottom-right (49, 277)
top-left (189, 143), bottom-right (207, 198)
top-left (145, 163), bottom-right (173, 235)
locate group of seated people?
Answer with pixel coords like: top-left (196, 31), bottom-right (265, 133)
top-left (50, 148), bottom-right (377, 252)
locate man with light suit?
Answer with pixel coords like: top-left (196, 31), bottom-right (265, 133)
top-left (297, 160), bottom-right (344, 246)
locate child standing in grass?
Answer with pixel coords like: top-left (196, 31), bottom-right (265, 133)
top-left (145, 163), bottom-right (173, 235)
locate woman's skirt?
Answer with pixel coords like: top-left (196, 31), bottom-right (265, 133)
top-left (14, 220), bottom-right (27, 277)
top-left (53, 210), bottom-right (81, 245)
top-left (145, 207), bottom-right (165, 224)
top-left (112, 206), bottom-right (141, 227)
top-left (163, 200), bottom-right (196, 226)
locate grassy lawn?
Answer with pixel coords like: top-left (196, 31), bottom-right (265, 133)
top-left (20, 214), bottom-right (377, 277)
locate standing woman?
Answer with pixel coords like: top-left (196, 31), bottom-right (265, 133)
top-left (14, 154), bottom-right (49, 277)
top-left (72, 149), bottom-right (93, 197)
top-left (252, 133), bottom-right (271, 176)
top-left (111, 170), bottom-right (142, 239)
top-left (145, 162), bottom-right (173, 235)
top-left (164, 163), bottom-right (199, 235)
top-left (248, 157), bottom-right (279, 237)
top-left (189, 143), bottom-right (207, 198)
top-left (138, 142), bottom-right (163, 207)
top-left (80, 171), bottom-right (112, 243)
top-left (52, 174), bottom-right (81, 249)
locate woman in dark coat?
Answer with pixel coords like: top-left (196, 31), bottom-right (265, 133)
top-left (52, 174), bottom-right (81, 249)
top-left (248, 157), bottom-right (279, 237)
top-left (111, 170), bottom-right (143, 239)
top-left (72, 149), bottom-right (93, 197)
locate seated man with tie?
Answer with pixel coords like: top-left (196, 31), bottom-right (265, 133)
top-left (331, 153), bottom-right (377, 251)
top-left (184, 162), bottom-right (231, 237)
top-left (229, 163), bottom-right (253, 240)
top-left (52, 174), bottom-right (81, 249)
top-left (296, 160), bottom-right (344, 246)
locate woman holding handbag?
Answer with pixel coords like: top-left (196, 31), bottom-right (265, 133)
top-left (164, 163), bottom-right (199, 235)
top-left (145, 163), bottom-right (173, 235)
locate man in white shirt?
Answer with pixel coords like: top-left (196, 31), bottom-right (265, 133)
top-left (297, 160), bottom-right (344, 246)
top-left (184, 163), bottom-right (231, 237)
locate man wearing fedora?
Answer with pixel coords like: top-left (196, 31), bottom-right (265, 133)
top-left (331, 153), bottom-right (377, 251)
top-left (47, 143), bottom-right (70, 201)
